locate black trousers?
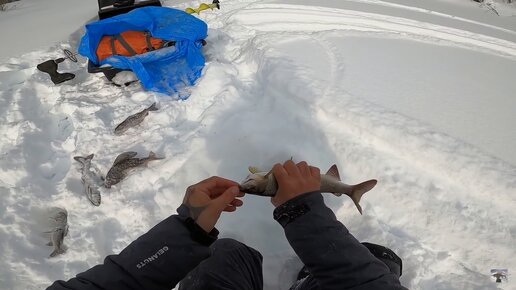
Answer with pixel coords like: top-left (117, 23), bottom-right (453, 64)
top-left (179, 239), bottom-right (401, 290)
top-left (179, 238), bottom-right (264, 290)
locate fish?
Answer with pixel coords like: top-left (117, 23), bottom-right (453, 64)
top-left (104, 151), bottom-right (164, 188)
top-left (114, 102), bottom-right (158, 135)
top-left (46, 208), bottom-right (68, 258)
top-left (47, 227), bottom-right (67, 257)
top-left (50, 209), bottom-right (68, 228)
top-left (239, 164), bottom-right (377, 214)
top-left (74, 154), bottom-right (104, 206)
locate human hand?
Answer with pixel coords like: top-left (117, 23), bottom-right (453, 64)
top-left (271, 160), bottom-right (321, 207)
top-left (182, 176), bottom-right (244, 232)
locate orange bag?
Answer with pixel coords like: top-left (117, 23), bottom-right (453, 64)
top-left (96, 31), bottom-right (165, 62)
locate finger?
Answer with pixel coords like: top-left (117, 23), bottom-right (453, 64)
top-left (223, 205), bottom-right (237, 212)
top-left (199, 176), bottom-right (239, 190)
top-left (272, 163), bottom-right (288, 183)
top-left (284, 160), bottom-right (301, 177)
top-left (297, 161), bottom-right (310, 177)
top-left (309, 166), bottom-right (320, 177)
top-left (230, 199), bottom-right (243, 207)
top-left (237, 191), bottom-right (245, 198)
top-left (198, 177), bottom-right (240, 197)
top-left (214, 186), bottom-right (240, 210)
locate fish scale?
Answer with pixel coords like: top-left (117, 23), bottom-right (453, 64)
top-left (104, 151), bottom-right (163, 188)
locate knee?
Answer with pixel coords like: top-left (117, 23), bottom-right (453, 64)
top-left (212, 238), bottom-right (263, 261)
top-left (213, 238), bottom-right (248, 251)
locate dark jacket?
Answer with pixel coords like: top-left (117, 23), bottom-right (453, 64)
top-left (46, 211), bottom-right (218, 290)
top-left (274, 191), bottom-right (407, 290)
top-left (47, 192), bottom-right (406, 290)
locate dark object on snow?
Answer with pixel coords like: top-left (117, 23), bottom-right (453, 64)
top-left (97, 0), bottom-right (162, 20)
top-left (113, 0), bottom-right (135, 8)
top-left (36, 49), bottom-right (78, 85)
top-left (491, 269), bottom-right (508, 283)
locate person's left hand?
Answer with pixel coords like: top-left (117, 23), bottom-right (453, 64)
top-left (182, 176), bottom-right (245, 232)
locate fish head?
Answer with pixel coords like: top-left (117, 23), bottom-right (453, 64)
top-left (239, 173), bottom-right (268, 194)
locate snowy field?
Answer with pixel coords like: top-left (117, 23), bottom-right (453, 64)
top-left (1, 0), bottom-right (516, 289)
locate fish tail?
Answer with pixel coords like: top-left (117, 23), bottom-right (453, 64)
top-left (147, 151), bottom-right (164, 160)
top-left (73, 154), bottom-right (93, 166)
top-left (49, 247), bottom-right (66, 257)
top-left (147, 102), bottom-right (158, 111)
top-left (349, 179), bottom-right (377, 215)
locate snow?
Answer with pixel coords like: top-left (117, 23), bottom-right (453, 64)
top-left (1, 0), bottom-right (516, 289)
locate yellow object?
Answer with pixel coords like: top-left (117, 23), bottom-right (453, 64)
top-left (185, 2), bottom-right (219, 14)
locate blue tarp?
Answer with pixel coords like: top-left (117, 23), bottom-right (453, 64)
top-left (79, 7), bottom-right (208, 97)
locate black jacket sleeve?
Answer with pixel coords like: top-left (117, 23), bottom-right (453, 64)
top-left (47, 209), bottom-right (218, 290)
top-left (274, 191), bottom-right (406, 290)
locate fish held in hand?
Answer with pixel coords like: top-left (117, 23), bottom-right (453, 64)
top-left (74, 154), bottom-right (104, 206)
top-left (104, 151), bottom-right (164, 188)
top-left (239, 164), bottom-right (377, 214)
top-left (114, 102), bottom-right (158, 135)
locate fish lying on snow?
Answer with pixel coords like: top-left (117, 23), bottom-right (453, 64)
top-left (46, 208), bottom-right (68, 258)
top-left (114, 102), bottom-right (158, 135)
top-left (74, 154), bottom-right (104, 206)
top-left (239, 164), bottom-right (377, 214)
top-left (104, 151), bottom-right (164, 188)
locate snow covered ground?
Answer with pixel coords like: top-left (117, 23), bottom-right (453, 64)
top-left (1, 0), bottom-right (516, 289)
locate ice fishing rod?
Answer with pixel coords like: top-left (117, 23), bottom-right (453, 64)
top-left (37, 49), bottom-right (79, 85)
top-left (185, 0), bottom-right (220, 15)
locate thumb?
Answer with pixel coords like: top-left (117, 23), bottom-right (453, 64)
top-left (213, 186), bottom-right (239, 210)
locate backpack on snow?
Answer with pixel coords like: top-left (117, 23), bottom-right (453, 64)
top-left (95, 31), bottom-right (174, 62)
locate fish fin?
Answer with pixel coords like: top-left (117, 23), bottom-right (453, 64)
top-left (264, 169), bottom-right (273, 178)
top-left (325, 164), bottom-right (341, 181)
top-left (49, 247), bottom-right (66, 258)
top-left (350, 179), bottom-right (377, 215)
top-left (248, 166), bottom-right (260, 174)
top-left (46, 241), bottom-right (53, 246)
top-left (113, 152), bottom-right (138, 165)
top-left (86, 154), bottom-right (94, 160)
top-left (147, 102), bottom-right (158, 111)
top-left (148, 151), bottom-right (164, 160)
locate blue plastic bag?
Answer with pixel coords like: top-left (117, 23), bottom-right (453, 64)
top-left (79, 7), bottom-right (208, 97)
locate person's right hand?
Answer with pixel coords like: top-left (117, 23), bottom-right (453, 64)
top-left (271, 160), bottom-right (321, 207)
